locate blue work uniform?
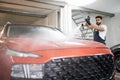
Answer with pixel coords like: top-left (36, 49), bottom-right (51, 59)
top-left (94, 30), bottom-right (106, 45)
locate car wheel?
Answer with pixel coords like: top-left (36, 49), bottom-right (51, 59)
top-left (115, 54), bottom-right (120, 72)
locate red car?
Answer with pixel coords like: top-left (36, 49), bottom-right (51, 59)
top-left (0, 24), bottom-right (115, 80)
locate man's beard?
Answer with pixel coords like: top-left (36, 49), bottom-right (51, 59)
top-left (96, 22), bottom-right (101, 25)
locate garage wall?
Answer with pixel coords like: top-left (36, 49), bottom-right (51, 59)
top-left (70, 19), bottom-right (80, 38)
top-left (0, 10), bottom-right (58, 30)
top-left (0, 13), bottom-right (42, 25)
top-left (33, 18), bottom-right (46, 25)
top-left (79, 13), bottom-right (120, 48)
top-left (84, 13), bottom-right (120, 48)
top-left (0, 12), bottom-right (45, 31)
top-left (104, 13), bottom-right (120, 47)
top-left (71, 12), bottom-right (120, 47)
top-left (46, 11), bottom-right (58, 28)
top-left (71, 12), bottom-right (106, 39)
top-left (33, 11), bottom-right (58, 28)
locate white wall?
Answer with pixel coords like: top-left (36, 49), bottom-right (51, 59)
top-left (82, 13), bottom-right (120, 47)
top-left (82, 13), bottom-right (120, 48)
top-left (60, 5), bottom-right (72, 34)
top-left (71, 12), bottom-right (107, 39)
top-left (71, 11), bottom-right (120, 47)
top-left (104, 13), bottom-right (120, 47)
top-left (73, 13), bottom-right (120, 48)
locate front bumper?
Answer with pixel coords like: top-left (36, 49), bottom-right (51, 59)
top-left (11, 54), bottom-right (115, 80)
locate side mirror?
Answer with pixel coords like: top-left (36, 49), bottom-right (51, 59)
top-left (0, 37), bottom-right (7, 47)
top-left (0, 21), bottom-right (11, 39)
top-left (0, 39), bottom-right (5, 48)
top-left (0, 40), bottom-right (5, 43)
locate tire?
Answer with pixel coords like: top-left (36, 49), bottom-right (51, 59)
top-left (115, 54), bottom-right (120, 72)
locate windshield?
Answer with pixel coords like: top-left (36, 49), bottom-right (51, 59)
top-left (6, 25), bottom-right (66, 41)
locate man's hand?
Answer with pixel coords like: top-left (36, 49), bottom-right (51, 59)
top-left (85, 23), bottom-right (105, 31)
top-left (85, 16), bottom-right (91, 25)
top-left (85, 22), bottom-right (93, 29)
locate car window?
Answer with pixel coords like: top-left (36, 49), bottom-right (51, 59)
top-left (7, 25), bottom-right (66, 41)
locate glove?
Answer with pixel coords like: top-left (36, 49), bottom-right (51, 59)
top-left (85, 16), bottom-right (91, 25)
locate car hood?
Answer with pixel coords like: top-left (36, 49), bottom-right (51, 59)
top-left (6, 38), bottom-right (107, 52)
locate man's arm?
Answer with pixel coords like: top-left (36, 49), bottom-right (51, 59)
top-left (85, 23), bottom-right (105, 31)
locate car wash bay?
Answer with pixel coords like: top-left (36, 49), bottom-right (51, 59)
top-left (0, 0), bottom-right (120, 80)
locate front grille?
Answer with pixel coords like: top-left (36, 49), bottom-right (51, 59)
top-left (44, 54), bottom-right (114, 80)
top-left (11, 54), bottom-right (114, 80)
top-left (11, 77), bottom-right (42, 80)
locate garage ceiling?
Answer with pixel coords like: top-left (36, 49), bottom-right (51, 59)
top-left (0, 0), bottom-right (65, 17)
top-left (0, 0), bottom-right (66, 25)
top-left (0, 0), bottom-right (119, 18)
top-left (0, 0), bottom-right (119, 25)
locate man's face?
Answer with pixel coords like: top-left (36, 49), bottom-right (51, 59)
top-left (96, 18), bottom-right (102, 25)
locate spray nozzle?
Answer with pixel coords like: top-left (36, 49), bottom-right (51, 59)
top-left (85, 16), bottom-right (91, 25)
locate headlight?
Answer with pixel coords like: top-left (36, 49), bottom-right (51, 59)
top-left (11, 65), bottom-right (24, 78)
top-left (6, 49), bottom-right (40, 58)
top-left (11, 64), bottom-right (44, 79)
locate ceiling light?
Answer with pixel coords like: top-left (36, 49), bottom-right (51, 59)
top-left (65, 0), bottom-right (96, 6)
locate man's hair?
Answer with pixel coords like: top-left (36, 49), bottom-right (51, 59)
top-left (95, 16), bottom-right (102, 20)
